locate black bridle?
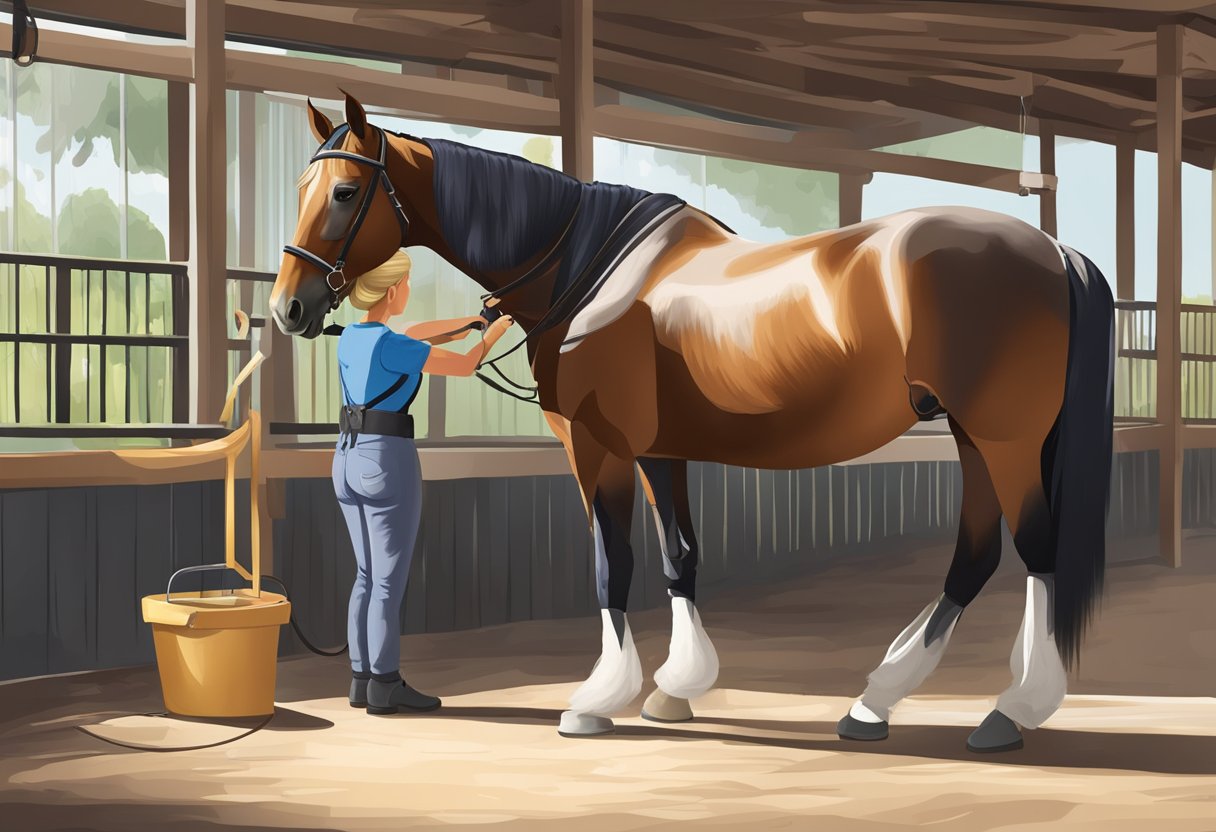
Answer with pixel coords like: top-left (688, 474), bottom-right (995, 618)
top-left (282, 124), bottom-right (411, 311)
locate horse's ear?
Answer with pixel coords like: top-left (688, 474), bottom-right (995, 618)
top-left (306, 99), bottom-right (334, 144)
top-left (342, 89), bottom-right (368, 140)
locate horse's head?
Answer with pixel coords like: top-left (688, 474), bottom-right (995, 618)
top-left (270, 92), bottom-right (411, 338)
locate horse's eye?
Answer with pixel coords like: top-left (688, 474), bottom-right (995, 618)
top-left (334, 187), bottom-right (358, 203)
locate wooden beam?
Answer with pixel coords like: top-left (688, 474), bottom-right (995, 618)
top-left (595, 104), bottom-right (1057, 192)
top-left (187, 0), bottom-right (228, 424)
top-left (1039, 127), bottom-right (1058, 236)
top-left (237, 91), bottom-right (257, 270)
top-left (225, 51), bottom-right (559, 134)
top-left (167, 81), bottom-right (190, 262)
top-left (1116, 138), bottom-right (1136, 300)
top-left (1156, 23), bottom-right (1184, 568)
top-left (560, 0), bottom-right (594, 181)
top-left (838, 173), bottom-right (870, 227)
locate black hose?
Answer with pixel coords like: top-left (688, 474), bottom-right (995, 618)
top-left (260, 574), bottom-right (349, 657)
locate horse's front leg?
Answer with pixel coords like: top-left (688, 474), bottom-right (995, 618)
top-left (637, 457), bottom-right (719, 723)
top-left (547, 415), bottom-right (643, 737)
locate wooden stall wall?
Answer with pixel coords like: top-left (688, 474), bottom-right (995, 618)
top-left (0, 450), bottom-right (1204, 682)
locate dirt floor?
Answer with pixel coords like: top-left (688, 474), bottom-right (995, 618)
top-left (1, 533), bottom-right (1214, 832)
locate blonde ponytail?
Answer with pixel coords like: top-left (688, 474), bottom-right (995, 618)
top-left (348, 250), bottom-right (412, 310)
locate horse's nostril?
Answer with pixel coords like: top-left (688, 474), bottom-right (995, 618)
top-left (286, 298), bottom-right (304, 326)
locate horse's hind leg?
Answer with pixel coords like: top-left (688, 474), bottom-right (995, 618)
top-left (636, 457), bottom-right (718, 723)
top-left (558, 426), bottom-right (644, 738)
top-left (965, 436), bottom-right (1067, 753)
top-left (838, 417), bottom-right (1002, 741)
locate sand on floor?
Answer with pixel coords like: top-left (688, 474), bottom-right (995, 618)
top-left (1, 535), bottom-right (1213, 832)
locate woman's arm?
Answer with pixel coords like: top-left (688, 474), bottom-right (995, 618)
top-left (405, 316), bottom-right (487, 345)
top-left (422, 315), bottom-right (514, 377)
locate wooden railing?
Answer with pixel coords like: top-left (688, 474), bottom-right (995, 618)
top-left (2, 255), bottom-right (1214, 437)
top-left (0, 252), bottom-right (189, 427)
top-left (1116, 300), bottom-right (1216, 423)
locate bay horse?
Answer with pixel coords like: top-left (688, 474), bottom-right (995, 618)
top-left (271, 93), bottom-right (1114, 753)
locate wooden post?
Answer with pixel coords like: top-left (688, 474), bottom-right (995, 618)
top-left (187, 0), bottom-right (228, 425)
top-left (237, 91), bottom-right (257, 271)
top-left (1039, 127), bottom-right (1057, 237)
top-left (837, 172), bottom-right (869, 227)
top-left (1116, 139), bottom-right (1136, 301)
top-left (560, 0), bottom-right (593, 181)
top-left (167, 81), bottom-right (190, 263)
top-left (1156, 23), bottom-right (1184, 568)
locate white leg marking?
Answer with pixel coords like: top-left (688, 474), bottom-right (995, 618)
top-left (654, 596), bottom-right (720, 700)
top-left (567, 609), bottom-right (643, 717)
top-left (996, 575), bottom-right (1067, 729)
top-left (859, 595), bottom-right (960, 722)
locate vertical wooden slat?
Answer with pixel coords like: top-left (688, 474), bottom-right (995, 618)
top-left (53, 266), bottom-right (71, 422)
top-left (452, 478), bottom-right (479, 630)
top-left (96, 487), bottom-right (138, 668)
top-left (167, 83), bottom-right (190, 263)
top-left (532, 478), bottom-right (556, 619)
top-left (508, 477), bottom-right (533, 621)
top-left (187, 0), bottom-right (229, 422)
top-left (426, 481), bottom-right (456, 632)
top-left (0, 491), bottom-right (50, 680)
top-left (134, 485), bottom-right (172, 661)
top-left (559, 0), bottom-right (593, 182)
top-left (1157, 23), bottom-right (1184, 567)
top-left (1039, 127), bottom-right (1057, 237)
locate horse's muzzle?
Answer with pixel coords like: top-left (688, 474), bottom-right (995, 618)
top-left (271, 277), bottom-right (332, 338)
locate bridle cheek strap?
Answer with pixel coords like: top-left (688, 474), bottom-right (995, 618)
top-left (282, 124), bottom-right (411, 310)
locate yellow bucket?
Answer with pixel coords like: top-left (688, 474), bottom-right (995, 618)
top-left (142, 588), bottom-right (290, 717)
top-left (141, 362), bottom-right (291, 718)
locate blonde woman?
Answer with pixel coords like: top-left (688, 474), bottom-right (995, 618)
top-left (334, 250), bottom-right (513, 715)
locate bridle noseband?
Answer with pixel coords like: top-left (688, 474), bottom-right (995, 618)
top-left (283, 124), bottom-right (411, 310)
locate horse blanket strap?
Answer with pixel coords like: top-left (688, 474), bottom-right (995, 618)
top-left (481, 190), bottom-right (585, 305)
top-left (338, 372), bottom-right (412, 448)
top-left (282, 123), bottom-right (411, 310)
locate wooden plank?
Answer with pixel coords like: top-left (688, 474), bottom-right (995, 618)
top-left (402, 482), bottom-right (428, 636)
top-left (134, 485), bottom-right (173, 662)
top-left (95, 487), bottom-right (138, 668)
top-left (1157, 23), bottom-right (1184, 567)
top-left (559, 0), bottom-right (594, 181)
top-left (1116, 139), bottom-right (1136, 300)
top-left (424, 480), bottom-right (456, 633)
top-left (595, 105), bottom-right (1058, 193)
top-left (314, 479), bottom-right (338, 645)
top-left (1, 491), bottom-right (50, 680)
top-left (549, 475), bottom-right (575, 619)
top-left (168, 82), bottom-right (189, 263)
top-left (507, 478), bottom-right (533, 622)
top-left (530, 478), bottom-right (555, 620)
top-left (187, 0), bottom-right (229, 423)
top-left (1040, 127), bottom-right (1058, 236)
top-left (724, 466), bottom-right (746, 577)
top-left (46, 489), bottom-right (91, 674)
top-left (838, 172), bottom-right (868, 227)
top-left (452, 478), bottom-right (480, 630)
top-left (484, 478), bottom-right (512, 626)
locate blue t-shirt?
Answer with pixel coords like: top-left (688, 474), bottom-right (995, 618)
top-left (336, 322), bottom-right (431, 413)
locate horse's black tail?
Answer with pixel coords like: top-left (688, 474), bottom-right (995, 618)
top-left (1045, 247), bottom-right (1115, 669)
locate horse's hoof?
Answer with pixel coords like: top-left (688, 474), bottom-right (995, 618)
top-left (836, 713), bottom-right (889, 741)
top-left (967, 709), bottom-right (1024, 753)
top-left (641, 689), bottom-right (694, 723)
top-left (558, 711), bottom-right (615, 737)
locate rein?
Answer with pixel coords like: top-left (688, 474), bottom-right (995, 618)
top-left (283, 124), bottom-right (411, 311)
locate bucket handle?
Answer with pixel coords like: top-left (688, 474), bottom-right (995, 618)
top-left (164, 562), bottom-right (236, 605)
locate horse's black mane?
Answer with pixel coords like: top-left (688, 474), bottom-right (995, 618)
top-left (408, 133), bottom-right (653, 298)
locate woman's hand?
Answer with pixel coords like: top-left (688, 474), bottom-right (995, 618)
top-left (483, 315), bottom-right (514, 347)
top-left (422, 314), bottom-right (514, 378)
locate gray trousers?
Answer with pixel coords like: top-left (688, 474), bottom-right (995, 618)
top-left (332, 434), bottom-right (423, 676)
